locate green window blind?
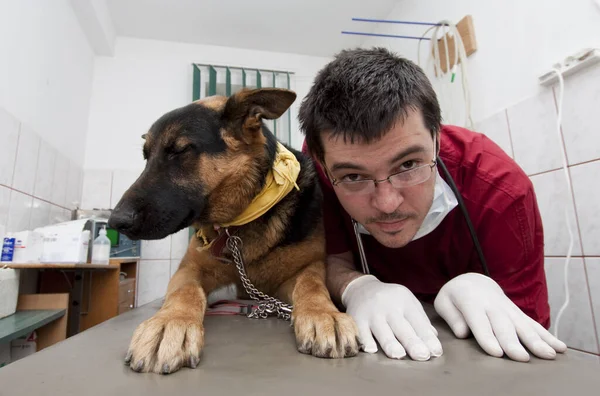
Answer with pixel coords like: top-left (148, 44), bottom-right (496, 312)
top-left (192, 63), bottom-right (294, 146)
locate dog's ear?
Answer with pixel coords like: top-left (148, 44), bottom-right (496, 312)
top-left (222, 88), bottom-right (296, 144)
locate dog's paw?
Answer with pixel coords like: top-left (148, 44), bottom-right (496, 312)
top-left (292, 309), bottom-right (360, 358)
top-left (125, 310), bottom-right (204, 374)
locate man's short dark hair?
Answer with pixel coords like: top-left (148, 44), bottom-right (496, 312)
top-left (299, 47), bottom-right (441, 163)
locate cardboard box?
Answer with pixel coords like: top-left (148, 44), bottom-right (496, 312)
top-left (36, 220), bottom-right (93, 264)
top-left (10, 331), bottom-right (37, 362)
top-left (13, 231), bottom-right (44, 264)
top-left (40, 230), bottom-right (90, 264)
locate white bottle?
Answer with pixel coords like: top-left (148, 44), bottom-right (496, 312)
top-left (91, 226), bottom-right (111, 265)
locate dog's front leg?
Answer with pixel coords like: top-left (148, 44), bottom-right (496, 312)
top-left (125, 263), bottom-right (206, 374)
top-left (278, 260), bottom-right (360, 358)
top-left (125, 244), bottom-right (232, 374)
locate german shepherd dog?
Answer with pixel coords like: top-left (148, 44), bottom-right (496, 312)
top-left (108, 88), bottom-right (359, 374)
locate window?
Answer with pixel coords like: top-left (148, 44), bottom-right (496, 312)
top-left (192, 64), bottom-right (294, 145)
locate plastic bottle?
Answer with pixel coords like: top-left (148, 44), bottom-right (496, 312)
top-left (91, 226), bottom-right (111, 265)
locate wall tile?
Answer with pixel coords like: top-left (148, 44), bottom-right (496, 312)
top-left (137, 260), bottom-right (170, 306)
top-left (170, 259), bottom-right (180, 278)
top-left (51, 154), bottom-right (69, 208)
top-left (545, 257), bottom-right (598, 354)
top-left (12, 124), bottom-right (40, 195)
top-left (530, 170), bottom-right (582, 256)
top-left (6, 190), bottom-right (33, 232)
top-left (507, 90), bottom-right (563, 175)
top-left (570, 161), bottom-right (600, 255)
top-left (33, 141), bottom-right (56, 202)
top-left (0, 108), bottom-right (19, 187)
top-left (49, 205), bottom-right (72, 225)
top-left (66, 162), bottom-right (83, 209)
top-left (561, 65), bottom-right (600, 165)
top-left (81, 170), bottom-right (112, 210)
top-left (141, 236), bottom-right (172, 260)
top-left (585, 257), bottom-right (600, 353)
top-left (29, 198), bottom-right (52, 230)
top-left (475, 110), bottom-right (513, 158)
top-left (0, 185), bottom-right (10, 229)
top-left (170, 227), bottom-right (190, 260)
top-left (29, 199), bottom-right (51, 230)
top-left (110, 169), bottom-right (141, 208)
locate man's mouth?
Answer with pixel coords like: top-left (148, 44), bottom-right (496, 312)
top-left (374, 217), bottom-right (409, 233)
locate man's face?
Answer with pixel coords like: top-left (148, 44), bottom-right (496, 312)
top-left (322, 109), bottom-right (437, 249)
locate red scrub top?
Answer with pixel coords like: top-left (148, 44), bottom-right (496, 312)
top-left (303, 125), bottom-right (550, 328)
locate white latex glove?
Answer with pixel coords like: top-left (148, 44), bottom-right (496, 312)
top-left (341, 275), bottom-right (443, 360)
top-left (434, 272), bottom-right (567, 362)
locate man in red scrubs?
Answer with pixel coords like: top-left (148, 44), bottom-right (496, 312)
top-left (299, 47), bottom-right (567, 362)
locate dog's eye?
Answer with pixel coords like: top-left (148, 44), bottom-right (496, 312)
top-left (167, 144), bottom-right (192, 159)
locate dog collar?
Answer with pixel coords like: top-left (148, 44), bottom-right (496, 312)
top-left (220, 142), bottom-right (300, 227)
top-left (196, 142), bottom-right (300, 259)
top-left (196, 225), bottom-right (240, 261)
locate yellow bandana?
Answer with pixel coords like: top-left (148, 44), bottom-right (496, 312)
top-left (196, 142), bottom-right (300, 248)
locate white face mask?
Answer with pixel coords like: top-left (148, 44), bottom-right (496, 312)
top-left (356, 166), bottom-right (458, 242)
top-left (410, 166), bottom-right (458, 241)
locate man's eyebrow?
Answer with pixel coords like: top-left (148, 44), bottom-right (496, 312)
top-left (330, 144), bottom-right (428, 173)
top-left (330, 161), bottom-right (367, 173)
top-left (389, 144), bottom-right (428, 165)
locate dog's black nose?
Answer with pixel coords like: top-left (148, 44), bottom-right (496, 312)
top-left (108, 204), bottom-right (136, 232)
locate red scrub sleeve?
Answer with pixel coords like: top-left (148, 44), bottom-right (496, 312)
top-left (469, 184), bottom-right (551, 329)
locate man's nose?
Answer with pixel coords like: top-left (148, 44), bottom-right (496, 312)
top-left (371, 181), bottom-right (404, 214)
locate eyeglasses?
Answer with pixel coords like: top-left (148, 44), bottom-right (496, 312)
top-left (330, 160), bottom-right (437, 195)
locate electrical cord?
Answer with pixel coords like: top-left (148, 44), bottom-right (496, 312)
top-left (548, 68), bottom-right (574, 340)
top-left (437, 157), bottom-right (490, 277)
top-left (418, 20), bottom-right (474, 130)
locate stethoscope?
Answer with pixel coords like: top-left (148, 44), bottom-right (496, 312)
top-left (351, 156), bottom-right (491, 278)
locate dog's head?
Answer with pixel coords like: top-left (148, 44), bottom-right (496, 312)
top-left (108, 88), bottom-right (296, 240)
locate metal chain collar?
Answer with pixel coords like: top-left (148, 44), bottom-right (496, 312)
top-left (224, 229), bottom-right (293, 321)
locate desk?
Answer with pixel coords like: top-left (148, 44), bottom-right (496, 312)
top-left (0, 299), bottom-right (597, 395)
top-left (4, 259), bottom-right (137, 337)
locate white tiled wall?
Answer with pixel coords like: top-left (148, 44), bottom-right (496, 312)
top-left (137, 259), bottom-right (171, 307)
top-left (544, 258), bottom-right (598, 354)
top-left (34, 141), bottom-right (56, 202)
top-left (570, 161), bottom-right (600, 256)
top-left (0, 108), bottom-right (20, 187)
top-left (476, 65), bottom-right (600, 356)
top-left (0, 107), bottom-right (78, 234)
top-left (474, 110), bottom-right (514, 158)
top-left (530, 170), bottom-right (582, 256)
top-left (506, 89), bottom-right (564, 175)
top-left (80, 170), bottom-right (112, 210)
top-left (11, 124), bottom-right (40, 196)
top-left (561, 64), bottom-right (600, 165)
top-left (81, 168), bottom-right (192, 307)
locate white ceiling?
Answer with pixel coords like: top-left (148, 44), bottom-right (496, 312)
top-left (105, 0), bottom-right (400, 57)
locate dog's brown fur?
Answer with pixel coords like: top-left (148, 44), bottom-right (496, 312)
top-left (110, 88), bottom-right (359, 374)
